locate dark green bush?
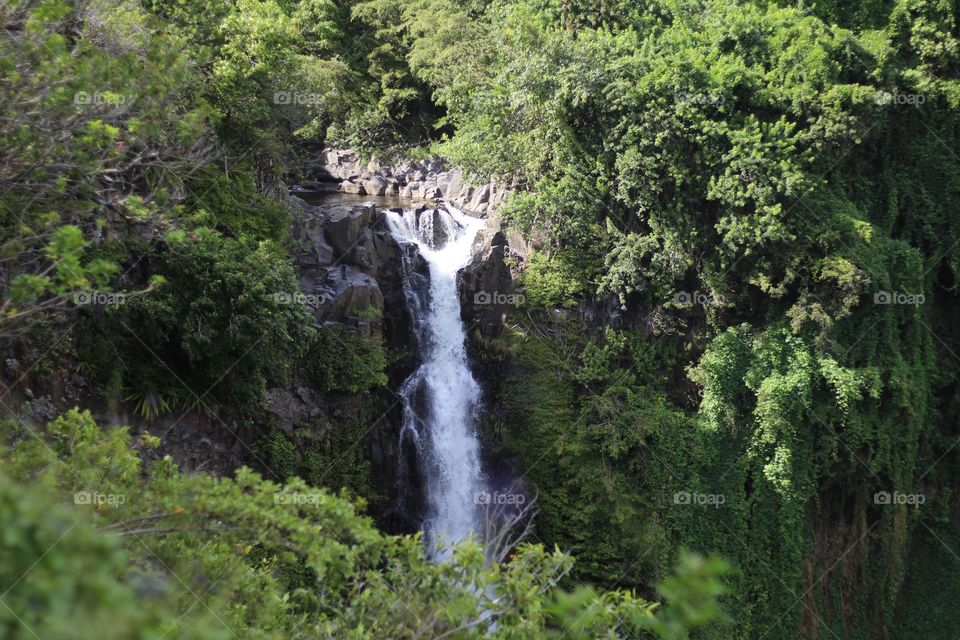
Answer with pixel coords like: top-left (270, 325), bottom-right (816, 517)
top-left (303, 323), bottom-right (389, 394)
top-left (77, 231), bottom-right (314, 414)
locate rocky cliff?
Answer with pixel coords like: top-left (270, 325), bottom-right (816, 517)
top-left (268, 192), bottom-right (516, 533)
top-left (301, 148), bottom-right (513, 216)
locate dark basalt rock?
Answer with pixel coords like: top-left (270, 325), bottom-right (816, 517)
top-left (362, 176), bottom-right (389, 196)
top-left (276, 199), bottom-right (438, 533)
top-left (317, 266), bottom-right (383, 330)
top-left (305, 147), bottom-right (511, 216)
top-left (458, 230), bottom-right (514, 338)
top-left (323, 203), bottom-right (376, 257)
top-left (278, 193), bottom-right (512, 535)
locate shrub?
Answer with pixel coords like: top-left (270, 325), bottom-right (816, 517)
top-left (77, 231), bottom-right (314, 413)
top-left (303, 323), bottom-right (388, 394)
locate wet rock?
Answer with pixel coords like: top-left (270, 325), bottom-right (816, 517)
top-left (417, 208), bottom-right (450, 248)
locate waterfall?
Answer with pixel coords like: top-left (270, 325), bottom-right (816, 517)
top-left (386, 204), bottom-right (486, 557)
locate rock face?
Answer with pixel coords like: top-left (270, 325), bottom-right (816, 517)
top-left (458, 230), bottom-right (516, 338)
top-left (305, 147), bottom-right (513, 216)
top-left (323, 204), bottom-right (376, 256)
top-left (362, 176), bottom-right (389, 196)
top-left (340, 180), bottom-right (365, 195)
top-left (278, 190), bottom-right (518, 534)
top-left (290, 199), bottom-right (397, 336)
top-left (279, 198), bottom-right (435, 532)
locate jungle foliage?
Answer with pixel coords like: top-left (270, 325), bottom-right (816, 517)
top-left (0, 409), bottom-right (731, 639)
top-left (382, 0), bottom-right (960, 636)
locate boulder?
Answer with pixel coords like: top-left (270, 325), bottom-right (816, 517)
top-left (320, 265), bottom-right (384, 329)
top-left (468, 184), bottom-right (490, 211)
top-left (314, 165), bottom-right (340, 182)
top-left (421, 184), bottom-right (442, 199)
top-left (301, 217), bottom-right (335, 266)
top-left (337, 161), bottom-right (362, 180)
top-left (287, 194), bottom-right (311, 212)
top-left (506, 227), bottom-right (533, 260)
top-left (457, 186), bottom-right (474, 206)
top-left (324, 204), bottom-right (376, 256)
top-left (297, 180), bottom-right (339, 193)
top-left (339, 180), bottom-right (365, 195)
top-left (362, 176), bottom-right (389, 196)
top-left (348, 229), bottom-right (377, 273)
top-left (445, 170), bottom-right (464, 199)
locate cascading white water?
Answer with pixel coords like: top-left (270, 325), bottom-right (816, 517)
top-left (386, 205), bottom-right (486, 557)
